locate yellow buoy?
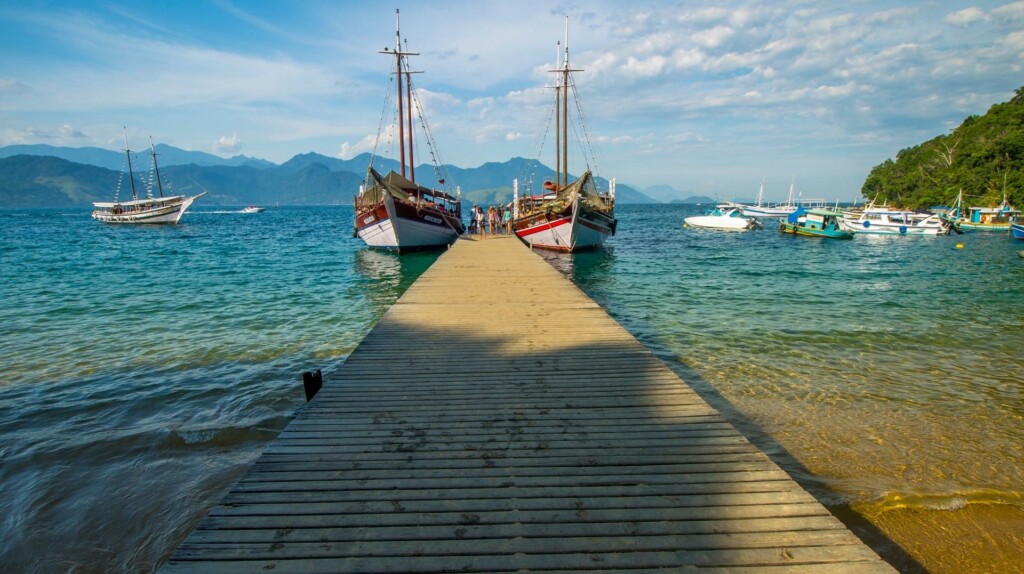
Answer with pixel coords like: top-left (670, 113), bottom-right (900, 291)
top-left (955, 243), bottom-right (964, 249)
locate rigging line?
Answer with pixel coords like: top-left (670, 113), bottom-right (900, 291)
top-left (521, 94), bottom-right (558, 195)
top-left (407, 76), bottom-right (455, 196)
top-left (368, 72), bottom-right (397, 180)
top-left (567, 73), bottom-right (604, 178)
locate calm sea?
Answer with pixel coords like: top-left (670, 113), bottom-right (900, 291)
top-left (1, 204), bottom-right (1022, 573)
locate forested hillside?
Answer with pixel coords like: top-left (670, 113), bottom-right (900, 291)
top-left (862, 86), bottom-right (1024, 209)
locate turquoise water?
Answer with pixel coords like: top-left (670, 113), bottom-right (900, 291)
top-left (1, 204), bottom-right (1022, 572)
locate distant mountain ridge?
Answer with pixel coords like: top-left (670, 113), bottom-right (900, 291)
top-left (0, 145), bottom-right (658, 207)
top-left (0, 143), bottom-right (273, 171)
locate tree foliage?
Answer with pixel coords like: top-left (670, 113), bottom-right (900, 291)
top-left (861, 86), bottom-right (1024, 209)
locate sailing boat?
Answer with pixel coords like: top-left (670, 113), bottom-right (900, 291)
top-left (91, 130), bottom-right (205, 224)
top-left (511, 18), bottom-right (617, 252)
top-left (730, 178), bottom-right (801, 218)
top-left (353, 10), bottom-right (464, 252)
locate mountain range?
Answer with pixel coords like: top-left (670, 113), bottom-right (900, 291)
top-left (0, 144), bottom-right (665, 208)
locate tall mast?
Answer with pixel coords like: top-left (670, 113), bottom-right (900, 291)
top-left (123, 127), bottom-right (138, 201)
top-left (548, 17), bottom-right (581, 189)
top-left (554, 41), bottom-right (561, 188)
top-left (402, 39), bottom-right (422, 184)
top-left (394, 10), bottom-right (406, 178)
top-left (150, 137), bottom-right (165, 198)
top-left (380, 10), bottom-right (420, 181)
top-left (561, 16), bottom-right (569, 189)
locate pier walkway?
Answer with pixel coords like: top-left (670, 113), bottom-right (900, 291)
top-left (163, 235), bottom-right (894, 573)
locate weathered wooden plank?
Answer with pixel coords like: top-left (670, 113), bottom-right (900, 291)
top-left (183, 515), bottom-right (854, 544)
top-left (219, 481), bottom-right (815, 506)
top-left (163, 558), bottom-right (895, 574)
top-left (195, 502), bottom-right (833, 530)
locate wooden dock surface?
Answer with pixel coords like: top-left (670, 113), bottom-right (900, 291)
top-left (163, 235), bottom-right (895, 573)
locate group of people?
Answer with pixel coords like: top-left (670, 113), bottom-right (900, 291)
top-left (468, 204), bottom-right (513, 236)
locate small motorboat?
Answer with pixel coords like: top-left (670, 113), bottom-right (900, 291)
top-left (779, 207), bottom-right (853, 239)
top-left (684, 205), bottom-right (760, 230)
top-left (241, 206), bottom-right (266, 213)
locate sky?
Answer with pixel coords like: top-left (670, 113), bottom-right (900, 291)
top-left (1, 1), bottom-right (1022, 202)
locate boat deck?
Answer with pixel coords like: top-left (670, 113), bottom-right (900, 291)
top-left (161, 235), bottom-right (895, 573)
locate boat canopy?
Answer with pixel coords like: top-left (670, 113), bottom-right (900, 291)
top-left (362, 167), bottom-right (460, 204)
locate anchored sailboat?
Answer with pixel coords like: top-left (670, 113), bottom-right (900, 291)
top-left (353, 10), bottom-right (464, 252)
top-left (511, 17), bottom-right (617, 252)
top-left (91, 129), bottom-right (205, 224)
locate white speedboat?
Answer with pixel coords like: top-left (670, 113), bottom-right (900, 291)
top-left (241, 206), bottom-right (265, 213)
top-left (684, 205), bottom-right (760, 230)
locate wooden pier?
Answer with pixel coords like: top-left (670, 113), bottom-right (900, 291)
top-left (163, 235), bottom-right (895, 573)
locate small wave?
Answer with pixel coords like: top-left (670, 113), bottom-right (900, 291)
top-left (166, 416), bottom-right (292, 448)
top-left (864, 489), bottom-right (1024, 514)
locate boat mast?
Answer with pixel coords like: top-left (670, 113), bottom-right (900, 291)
top-left (550, 17), bottom-right (581, 189)
top-left (561, 17), bottom-right (569, 189)
top-left (402, 39), bottom-right (423, 184)
top-left (381, 9), bottom-right (420, 181)
top-left (150, 137), bottom-right (165, 198)
top-left (554, 40), bottom-right (561, 189)
top-left (123, 127), bottom-right (138, 202)
top-left (404, 39), bottom-right (415, 184)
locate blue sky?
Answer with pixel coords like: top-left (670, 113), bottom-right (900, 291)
top-left (1, 1), bottom-right (1022, 201)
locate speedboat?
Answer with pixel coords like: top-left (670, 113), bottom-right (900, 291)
top-left (684, 205), bottom-right (760, 230)
top-left (241, 206), bottom-right (265, 213)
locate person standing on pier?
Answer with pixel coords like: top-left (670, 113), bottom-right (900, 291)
top-left (476, 205), bottom-right (487, 237)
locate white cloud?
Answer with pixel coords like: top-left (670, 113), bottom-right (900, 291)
top-left (337, 128), bottom-right (391, 160)
top-left (692, 26), bottom-right (735, 49)
top-left (945, 7), bottom-right (989, 26)
top-left (214, 133), bottom-right (242, 154)
top-left (622, 55), bottom-right (669, 78)
top-left (992, 1), bottom-right (1024, 20)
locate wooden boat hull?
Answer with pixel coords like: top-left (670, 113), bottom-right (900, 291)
top-left (355, 192), bottom-right (462, 252)
top-left (515, 197), bottom-right (615, 252)
top-left (91, 193), bottom-right (204, 224)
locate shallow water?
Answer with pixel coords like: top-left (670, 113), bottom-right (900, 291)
top-left (0, 207), bottom-right (439, 573)
top-left (1, 204), bottom-right (1022, 573)
top-left (539, 204), bottom-right (1024, 573)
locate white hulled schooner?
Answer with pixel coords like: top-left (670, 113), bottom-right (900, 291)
top-left (511, 18), bottom-right (616, 252)
top-left (92, 130), bottom-right (205, 224)
top-left (353, 10), bottom-right (464, 252)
